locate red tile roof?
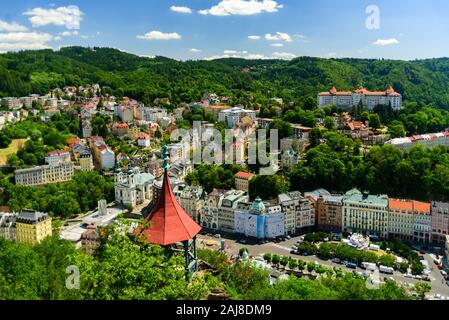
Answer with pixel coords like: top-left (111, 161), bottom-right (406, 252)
top-left (389, 199), bottom-right (431, 215)
top-left (135, 170), bottom-right (201, 245)
top-left (235, 172), bottom-right (255, 180)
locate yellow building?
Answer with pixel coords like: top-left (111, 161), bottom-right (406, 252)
top-left (15, 210), bottom-right (52, 244)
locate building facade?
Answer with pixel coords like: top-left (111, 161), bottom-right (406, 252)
top-left (15, 162), bottom-right (75, 186)
top-left (217, 190), bottom-right (248, 233)
top-left (342, 189), bottom-right (389, 238)
top-left (234, 197), bottom-right (284, 240)
top-left (318, 86), bottom-right (402, 110)
top-left (431, 202), bottom-right (449, 244)
top-left (115, 167), bottom-right (155, 208)
top-left (15, 210), bottom-right (52, 244)
top-left (235, 172), bottom-right (255, 194)
top-left (316, 195), bottom-right (344, 231)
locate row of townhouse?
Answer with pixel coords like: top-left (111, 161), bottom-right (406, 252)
top-left (199, 188), bottom-right (315, 239)
top-left (306, 188), bottom-right (449, 245)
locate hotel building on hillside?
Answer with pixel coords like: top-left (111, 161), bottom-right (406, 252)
top-left (15, 150), bottom-right (75, 186)
top-left (235, 172), bottom-right (255, 194)
top-left (342, 189), bottom-right (389, 238)
top-left (318, 86), bottom-right (402, 110)
top-left (315, 195), bottom-right (344, 232)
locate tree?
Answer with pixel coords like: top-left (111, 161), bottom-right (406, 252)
top-left (369, 113), bottom-right (381, 130)
top-left (249, 175), bottom-right (288, 201)
top-left (263, 253), bottom-right (272, 264)
top-left (307, 262), bottom-right (316, 273)
top-left (388, 120), bottom-right (407, 138)
top-left (269, 120), bottom-right (293, 139)
top-left (324, 116), bottom-right (336, 130)
top-left (288, 259), bottom-right (298, 270)
top-left (414, 282), bottom-right (431, 300)
top-left (280, 257), bottom-right (289, 268)
top-left (309, 127), bottom-right (323, 148)
top-left (271, 254), bottom-right (280, 266)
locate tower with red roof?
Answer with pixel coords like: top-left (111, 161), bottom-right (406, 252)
top-left (134, 145), bottom-right (201, 278)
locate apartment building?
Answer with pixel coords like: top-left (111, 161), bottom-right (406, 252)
top-left (15, 210), bottom-right (52, 244)
top-left (431, 202), bottom-right (449, 244)
top-left (278, 191), bottom-right (315, 234)
top-left (388, 199), bottom-right (431, 243)
top-left (316, 195), bottom-right (344, 231)
top-left (173, 184), bottom-right (205, 223)
top-left (200, 189), bottom-right (225, 231)
top-left (0, 212), bottom-right (16, 240)
top-left (88, 136), bottom-right (115, 170)
top-left (45, 149), bottom-right (71, 166)
top-left (72, 144), bottom-right (94, 171)
top-left (218, 105), bottom-right (256, 128)
top-left (217, 190), bottom-right (248, 233)
top-left (342, 189), bottom-right (389, 238)
top-left (235, 172), bottom-right (255, 194)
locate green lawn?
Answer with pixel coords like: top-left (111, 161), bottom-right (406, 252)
top-left (0, 138), bottom-right (27, 165)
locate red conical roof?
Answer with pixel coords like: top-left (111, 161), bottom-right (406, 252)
top-left (135, 170), bottom-right (201, 246)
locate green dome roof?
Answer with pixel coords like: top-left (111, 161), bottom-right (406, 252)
top-left (252, 197), bottom-right (265, 213)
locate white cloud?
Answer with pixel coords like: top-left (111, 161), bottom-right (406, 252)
top-left (372, 38), bottom-right (399, 46)
top-left (0, 32), bottom-right (53, 43)
top-left (248, 35), bottom-right (261, 40)
top-left (24, 5), bottom-right (84, 30)
top-left (137, 31), bottom-right (182, 40)
top-left (54, 36), bottom-right (62, 41)
top-left (0, 42), bottom-right (51, 51)
top-left (0, 20), bottom-right (28, 32)
top-left (270, 43), bottom-right (284, 47)
top-left (0, 31), bottom-right (54, 51)
top-left (265, 32), bottom-right (292, 42)
top-left (199, 0), bottom-right (283, 16)
top-left (327, 52), bottom-right (337, 58)
top-left (272, 51), bottom-right (297, 59)
top-left (190, 48), bottom-right (202, 53)
top-left (224, 49), bottom-right (248, 55)
top-left (170, 6), bottom-right (193, 14)
top-left (60, 30), bottom-right (79, 37)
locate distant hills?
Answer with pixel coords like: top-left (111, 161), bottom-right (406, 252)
top-left (1, 46), bottom-right (449, 109)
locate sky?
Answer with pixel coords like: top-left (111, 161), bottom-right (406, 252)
top-left (1, 0), bottom-right (449, 61)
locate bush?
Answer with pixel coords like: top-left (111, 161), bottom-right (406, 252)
top-left (263, 253), bottom-right (272, 263)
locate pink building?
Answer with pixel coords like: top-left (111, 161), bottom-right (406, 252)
top-left (431, 202), bottom-right (449, 244)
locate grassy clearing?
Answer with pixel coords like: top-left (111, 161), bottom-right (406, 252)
top-left (0, 138), bottom-right (27, 165)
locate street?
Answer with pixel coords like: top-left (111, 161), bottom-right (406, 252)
top-left (198, 234), bottom-right (449, 298)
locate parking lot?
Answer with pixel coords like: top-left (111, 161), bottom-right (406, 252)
top-left (197, 234), bottom-right (449, 299)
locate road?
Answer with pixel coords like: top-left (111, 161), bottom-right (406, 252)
top-left (198, 234), bottom-right (449, 298)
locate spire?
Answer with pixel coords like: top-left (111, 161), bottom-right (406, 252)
top-left (134, 145), bottom-right (201, 246)
top-left (162, 144), bottom-right (170, 170)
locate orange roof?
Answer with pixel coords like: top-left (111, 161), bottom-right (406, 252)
top-left (319, 86), bottom-right (399, 96)
top-left (235, 172), bottom-right (255, 180)
top-left (389, 199), bottom-right (431, 215)
top-left (137, 133), bottom-right (150, 139)
top-left (203, 105), bottom-right (232, 110)
top-left (47, 149), bottom-right (69, 156)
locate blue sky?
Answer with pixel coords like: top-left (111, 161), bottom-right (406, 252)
top-left (1, 0), bottom-right (449, 60)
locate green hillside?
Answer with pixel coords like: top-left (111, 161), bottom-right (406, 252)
top-left (1, 47), bottom-right (449, 108)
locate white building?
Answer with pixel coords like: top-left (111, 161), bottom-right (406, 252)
top-left (45, 150), bottom-right (71, 166)
top-left (234, 197), bottom-right (284, 240)
top-left (115, 167), bottom-right (155, 208)
top-left (15, 162), bottom-right (75, 186)
top-left (318, 86), bottom-right (402, 110)
top-left (137, 133), bottom-right (151, 148)
top-left (173, 184), bottom-right (205, 223)
top-left (342, 189), bottom-right (389, 238)
top-left (0, 212), bottom-right (16, 240)
top-left (218, 105), bottom-right (256, 128)
top-left (217, 190), bottom-right (248, 233)
top-left (385, 131), bottom-right (449, 150)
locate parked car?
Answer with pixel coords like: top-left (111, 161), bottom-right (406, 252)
top-left (332, 258), bottom-right (341, 264)
top-left (346, 262), bottom-right (357, 269)
top-left (214, 234), bottom-right (221, 238)
top-left (286, 235), bottom-right (291, 240)
top-left (414, 275), bottom-right (422, 280)
top-left (404, 273), bottom-right (413, 278)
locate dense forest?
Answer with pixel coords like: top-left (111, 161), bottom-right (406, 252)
top-left (2, 47), bottom-right (449, 109)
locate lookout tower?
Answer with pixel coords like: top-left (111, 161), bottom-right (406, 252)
top-left (134, 145), bottom-right (201, 279)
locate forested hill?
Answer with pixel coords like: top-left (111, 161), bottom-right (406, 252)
top-left (2, 46), bottom-right (449, 109)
